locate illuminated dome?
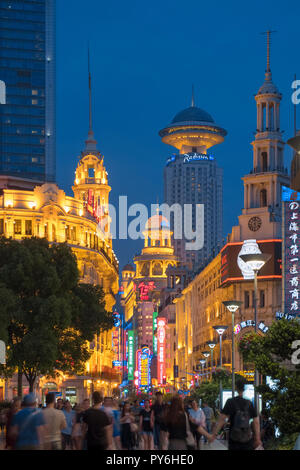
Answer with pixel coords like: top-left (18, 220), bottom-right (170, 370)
top-left (171, 106), bottom-right (214, 125)
top-left (123, 264), bottom-right (135, 272)
top-left (145, 214), bottom-right (170, 230)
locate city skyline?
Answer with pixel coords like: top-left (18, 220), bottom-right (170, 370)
top-left (55, 0), bottom-right (299, 270)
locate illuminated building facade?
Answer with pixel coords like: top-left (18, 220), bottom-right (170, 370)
top-left (120, 214), bottom-right (177, 389)
top-left (0, 0), bottom-right (56, 187)
top-left (173, 42), bottom-right (288, 389)
top-left (160, 93), bottom-right (226, 270)
top-left (1, 123), bottom-right (119, 402)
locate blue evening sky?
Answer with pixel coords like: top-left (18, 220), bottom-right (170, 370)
top-left (56, 0), bottom-right (300, 270)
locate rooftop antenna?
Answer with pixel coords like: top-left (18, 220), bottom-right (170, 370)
top-left (294, 73), bottom-right (297, 137)
top-left (84, 43), bottom-right (97, 152)
top-left (261, 30), bottom-right (277, 79)
top-left (88, 43), bottom-right (93, 132)
top-left (191, 84), bottom-right (195, 107)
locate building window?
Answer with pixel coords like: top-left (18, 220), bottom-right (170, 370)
top-left (52, 224), bottom-right (56, 242)
top-left (0, 219), bottom-right (4, 235)
top-left (244, 291), bottom-right (250, 308)
top-left (25, 220), bottom-right (32, 236)
top-left (260, 189), bottom-right (267, 207)
top-left (260, 290), bottom-right (265, 308)
top-left (14, 220), bottom-right (22, 235)
top-left (65, 225), bottom-right (70, 240)
top-left (261, 152), bottom-right (268, 171)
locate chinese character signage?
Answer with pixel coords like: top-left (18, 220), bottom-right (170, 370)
top-left (234, 321), bottom-right (269, 335)
top-left (157, 318), bottom-right (167, 385)
top-left (283, 187), bottom-right (300, 318)
top-left (137, 281), bottom-right (156, 301)
top-left (153, 311), bottom-right (158, 355)
top-left (140, 346), bottom-right (151, 388)
top-left (128, 331), bottom-right (135, 380)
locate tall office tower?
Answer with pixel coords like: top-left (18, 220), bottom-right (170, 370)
top-left (0, 0), bottom-right (56, 189)
top-left (159, 94), bottom-right (227, 271)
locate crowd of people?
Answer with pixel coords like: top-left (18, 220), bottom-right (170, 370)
top-left (0, 380), bottom-right (276, 451)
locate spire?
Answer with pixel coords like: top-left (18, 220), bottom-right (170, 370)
top-left (261, 30), bottom-right (276, 81)
top-left (88, 45), bottom-right (93, 132)
top-left (85, 44), bottom-right (98, 152)
top-left (191, 84), bottom-right (195, 107)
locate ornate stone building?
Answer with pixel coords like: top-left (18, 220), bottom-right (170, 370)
top-left (1, 125), bottom-right (119, 402)
top-left (173, 40), bottom-right (289, 390)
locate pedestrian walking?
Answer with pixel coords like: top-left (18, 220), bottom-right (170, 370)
top-left (188, 400), bottom-right (206, 449)
top-left (72, 398), bottom-right (90, 450)
top-left (202, 402), bottom-right (214, 434)
top-left (82, 392), bottom-right (112, 450)
top-left (5, 397), bottom-right (21, 450)
top-left (212, 380), bottom-right (262, 451)
top-left (139, 399), bottom-right (154, 450)
top-left (120, 402), bottom-right (135, 450)
top-left (61, 400), bottom-right (76, 450)
top-left (111, 399), bottom-right (121, 450)
top-left (165, 396), bottom-right (212, 450)
top-left (43, 392), bottom-right (67, 450)
top-left (131, 399), bottom-right (141, 449)
top-left (10, 393), bottom-right (45, 450)
top-left (151, 391), bottom-right (165, 449)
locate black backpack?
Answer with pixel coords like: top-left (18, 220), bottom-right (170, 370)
top-left (230, 399), bottom-right (252, 443)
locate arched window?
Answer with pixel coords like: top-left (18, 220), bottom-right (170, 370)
top-left (141, 262), bottom-right (150, 277)
top-left (260, 189), bottom-right (267, 207)
top-left (152, 262), bottom-right (163, 276)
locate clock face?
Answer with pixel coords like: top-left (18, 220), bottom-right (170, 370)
top-left (248, 217), bottom-right (262, 232)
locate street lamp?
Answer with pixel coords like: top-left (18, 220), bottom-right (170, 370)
top-left (213, 325), bottom-right (228, 410)
top-left (202, 351), bottom-right (210, 380)
top-left (206, 341), bottom-right (217, 378)
top-left (240, 253), bottom-right (271, 414)
top-left (223, 301), bottom-right (243, 398)
top-left (199, 359), bottom-right (206, 382)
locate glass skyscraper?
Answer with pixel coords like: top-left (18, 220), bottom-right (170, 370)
top-left (0, 0), bottom-right (56, 185)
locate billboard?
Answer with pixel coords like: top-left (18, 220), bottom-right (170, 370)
top-left (283, 187), bottom-right (300, 318)
top-left (157, 318), bottom-right (167, 385)
top-left (221, 240), bottom-right (282, 285)
top-left (140, 346), bottom-right (151, 388)
top-left (128, 331), bottom-right (135, 381)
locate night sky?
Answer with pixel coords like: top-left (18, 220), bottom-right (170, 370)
top-left (56, 0), bottom-right (300, 270)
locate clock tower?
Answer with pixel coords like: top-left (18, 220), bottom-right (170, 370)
top-left (230, 32), bottom-right (290, 242)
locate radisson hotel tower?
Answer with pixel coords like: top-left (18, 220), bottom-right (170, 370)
top-left (159, 95), bottom-right (227, 271)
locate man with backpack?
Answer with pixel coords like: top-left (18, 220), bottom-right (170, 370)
top-left (212, 380), bottom-right (262, 450)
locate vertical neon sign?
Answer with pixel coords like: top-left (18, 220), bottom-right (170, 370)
top-left (283, 187), bottom-right (300, 318)
top-left (153, 312), bottom-right (158, 355)
top-left (157, 318), bottom-right (166, 385)
top-left (128, 331), bottom-right (135, 380)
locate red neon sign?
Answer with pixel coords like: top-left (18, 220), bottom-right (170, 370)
top-left (138, 281), bottom-right (156, 301)
top-left (157, 318), bottom-right (167, 385)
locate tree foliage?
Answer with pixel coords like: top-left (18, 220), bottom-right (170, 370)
top-left (0, 237), bottom-right (113, 391)
top-left (238, 319), bottom-right (300, 435)
top-left (190, 368), bottom-right (245, 412)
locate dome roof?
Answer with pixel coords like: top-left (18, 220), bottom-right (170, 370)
top-left (171, 106), bottom-right (214, 124)
top-left (122, 264), bottom-right (135, 272)
top-left (145, 214), bottom-right (170, 230)
top-left (257, 80), bottom-right (280, 95)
